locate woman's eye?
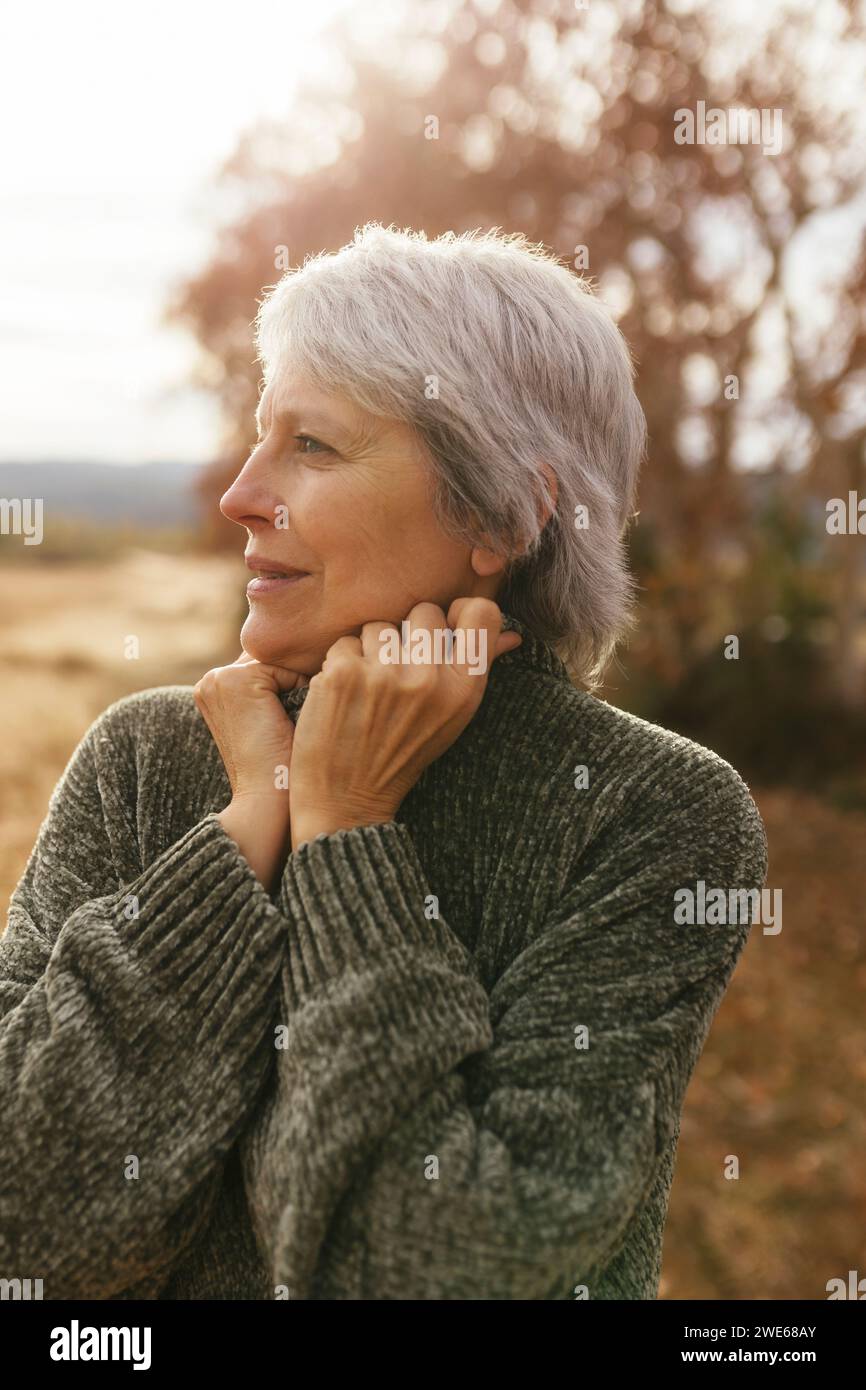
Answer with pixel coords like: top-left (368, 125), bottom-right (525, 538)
top-left (295, 434), bottom-right (330, 455)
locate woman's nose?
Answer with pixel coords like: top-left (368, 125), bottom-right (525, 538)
top-left (220, 454), bottom-right (281, 531)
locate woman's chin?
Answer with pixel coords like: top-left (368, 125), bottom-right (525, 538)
top-left (240, 618), bottom-right (294, 668)
top-left (239, 617), bottom-right (321, 674)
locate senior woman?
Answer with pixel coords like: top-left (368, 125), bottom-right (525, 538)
top-left (0, 223), bottom-right (766, 1301)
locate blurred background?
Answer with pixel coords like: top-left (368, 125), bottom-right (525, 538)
top-left (1, 0), bottom-right (864, 1298)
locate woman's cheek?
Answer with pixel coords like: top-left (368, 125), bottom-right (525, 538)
top-left (295, 469), bottom-right (371, 544)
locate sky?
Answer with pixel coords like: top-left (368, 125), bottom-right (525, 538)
top-left (2, 0), bottom-right (862, 468)
top-left (0, 0), bottom-right (351, 465)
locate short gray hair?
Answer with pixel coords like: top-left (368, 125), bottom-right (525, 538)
top-left (254, 222), bottom-right (646, 685)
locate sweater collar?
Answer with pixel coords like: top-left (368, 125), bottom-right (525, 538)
top-left (277, 609), bottom-right (572, 718)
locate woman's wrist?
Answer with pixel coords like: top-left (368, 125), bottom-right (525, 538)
top-left (291, 805), bottom-right (395, 852)
top-left (217, 794), bottom-right (292, 892)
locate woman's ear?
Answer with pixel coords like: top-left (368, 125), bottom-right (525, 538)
top-left (469, 463), bottom-right (558, 579)
top-left (470, 542), bottom-right (508, 578)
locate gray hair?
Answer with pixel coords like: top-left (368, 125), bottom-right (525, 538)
top-left (254, 222), bottom-right (646, 685)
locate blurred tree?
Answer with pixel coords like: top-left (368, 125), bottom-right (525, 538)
top-left (166, 0), bottom-right (866, 741)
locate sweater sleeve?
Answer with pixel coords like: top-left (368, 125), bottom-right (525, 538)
top-left (240, 762), bottom-right (768, 1300)
top-left (0, 697), bottom-right (290, 1300)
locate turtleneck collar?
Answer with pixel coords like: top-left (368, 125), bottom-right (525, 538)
top-left (277, 610), bottom-right (573, 720)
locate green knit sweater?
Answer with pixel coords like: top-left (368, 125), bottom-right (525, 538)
top-left (0, 613), bottom-right (767, 1300)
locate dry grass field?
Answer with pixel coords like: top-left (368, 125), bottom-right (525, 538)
top-left (0, 550), bottom-right (243, 906)
top-left (1, 552), bottom-right (862, 1300)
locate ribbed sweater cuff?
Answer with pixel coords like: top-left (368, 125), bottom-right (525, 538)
top-left (113, 813), bottom-right (286, 1038)
top-left (279, 820), bottom-right (479, 1004)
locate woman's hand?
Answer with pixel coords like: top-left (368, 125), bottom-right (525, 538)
top-left (288, 598), bottom-right (522, 851)
top-left (194, 654), bottom-right (308, 890)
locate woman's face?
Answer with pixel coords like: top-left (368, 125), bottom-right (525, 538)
top-left (220, 361), bottom-right (503, 674)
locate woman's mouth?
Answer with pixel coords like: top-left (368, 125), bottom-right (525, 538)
top-left (245, 556), bottom-right (311, 596)
top-left (246, 570), bottom-right (310, 596)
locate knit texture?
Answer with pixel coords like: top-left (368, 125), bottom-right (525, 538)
top-left (0, 612), bottom-right (767, 1300)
